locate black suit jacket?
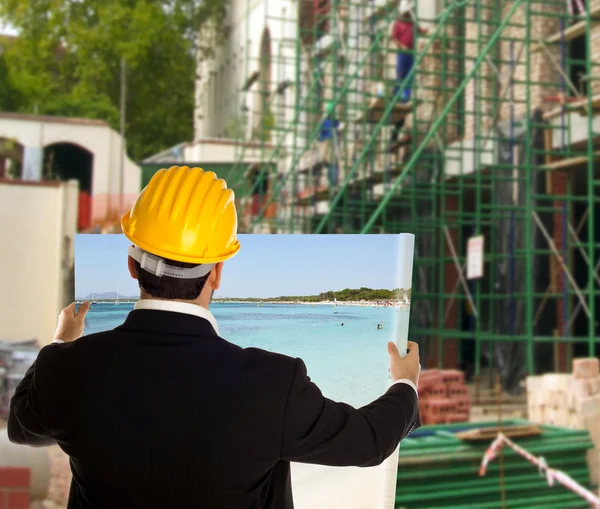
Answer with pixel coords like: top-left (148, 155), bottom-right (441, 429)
top-left (8, 310), bottom-right (420, 509)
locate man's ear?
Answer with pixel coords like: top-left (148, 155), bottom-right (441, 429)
top-left (128, 256), bottom-right (138, 279)
top-left (210, 262), bottom-right (223, 290)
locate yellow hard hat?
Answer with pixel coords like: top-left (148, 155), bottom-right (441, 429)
top-left (121, 166), bottom-right (241, 265)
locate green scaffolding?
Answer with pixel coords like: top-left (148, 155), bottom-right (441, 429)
top-left (232, 0), bottom-right (600, 385)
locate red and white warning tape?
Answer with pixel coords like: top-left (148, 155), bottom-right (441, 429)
top-left (480, 432), bottom-right (600, 508)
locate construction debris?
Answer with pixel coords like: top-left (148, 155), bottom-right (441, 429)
top-left (456, 424), bottom-right (541, 442)
top-left (526, 357), bottom-right (600, 494)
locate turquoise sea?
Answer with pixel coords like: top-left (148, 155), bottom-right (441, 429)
top-left (84, 302), bottom-right (410, 408)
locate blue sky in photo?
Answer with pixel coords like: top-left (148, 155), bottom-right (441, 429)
top-left (74, 234), bottom-right (414, 298)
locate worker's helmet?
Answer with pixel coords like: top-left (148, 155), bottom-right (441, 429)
top-left (121, 166), bottom-right (240, 279)
top-left (399, 0), bottom-right (413, 15)
top-left (325, 101), bottom-right (336, 115)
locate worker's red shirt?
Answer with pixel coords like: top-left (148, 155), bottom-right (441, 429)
top-left (392, 20), bottom-right (415, 49)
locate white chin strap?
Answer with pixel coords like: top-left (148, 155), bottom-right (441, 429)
top-left (128, 245), bottom-right (215, 279)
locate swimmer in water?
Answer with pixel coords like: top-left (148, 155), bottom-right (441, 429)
top-left (341, 323), bottom-right (344, 326)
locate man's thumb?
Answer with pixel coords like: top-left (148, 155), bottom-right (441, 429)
top-left (77, 301), bottom-right (91, 318)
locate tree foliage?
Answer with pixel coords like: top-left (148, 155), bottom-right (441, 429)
top-left (0, 50), bottom-right (22, 111)
top-left (218, 288), bottom-right (411, 302)
top-left (0, 0), bottom-right (229, 160)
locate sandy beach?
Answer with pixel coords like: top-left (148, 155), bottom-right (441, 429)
top-left (217, 299), bottom-right (407, 309)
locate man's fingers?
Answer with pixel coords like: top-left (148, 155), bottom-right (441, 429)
top-left (76, 301), bottom-right (91, 318)
top-left (62, 302), bottom-right (76, 316)
top-left (407, 341), bottom-right (419, 356)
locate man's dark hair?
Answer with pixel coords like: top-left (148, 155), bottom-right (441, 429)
top-left (134, 258), bottom-right (210, 300)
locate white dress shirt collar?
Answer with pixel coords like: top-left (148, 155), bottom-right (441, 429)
top-left (134, 299), bottom-right (220, 335)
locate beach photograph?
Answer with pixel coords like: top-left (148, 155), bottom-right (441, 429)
top-left (73, 233), bottom-right (413, 509)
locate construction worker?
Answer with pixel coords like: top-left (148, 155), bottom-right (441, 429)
top-left (8, 166), bottom-right (421, 509)
top-left (392, 0), bottom-right (428, 103)
top-left (390, 0), bottom-right (428, 143)
top-left (318, 101), bottom-right (341, 186)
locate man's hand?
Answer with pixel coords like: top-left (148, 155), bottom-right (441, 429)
top-left (388, 341), bottom-right (420, 386)
top-left (54, 302), bottom-right (90, 343)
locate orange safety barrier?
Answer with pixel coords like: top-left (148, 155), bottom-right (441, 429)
top-left (78, 191), bottom-right (92, 231)
top-left (77, 193), bottom-right (139, 233)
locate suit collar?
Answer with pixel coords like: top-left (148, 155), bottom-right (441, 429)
top-left (133, 299), bottom-right (220, 334)
top-left (116, 309), bottom-right (219, 338)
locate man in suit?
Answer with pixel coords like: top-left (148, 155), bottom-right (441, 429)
top-left (9, 166), bottom-right (421, 509)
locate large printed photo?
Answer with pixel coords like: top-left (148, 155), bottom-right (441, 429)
top-left (75, 233), bottom-right (414, 509)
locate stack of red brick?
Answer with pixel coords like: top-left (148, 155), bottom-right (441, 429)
top-left (418, 369), bottom-right (471, 425)
top-left (0, 467), bottom-right (30, 509)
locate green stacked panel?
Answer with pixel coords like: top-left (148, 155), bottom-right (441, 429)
top-left (395, 420), bottom-right (595, 509)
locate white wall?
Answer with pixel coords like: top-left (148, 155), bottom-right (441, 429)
top-left (0, 113), bottom-right (142, 224)
top-left (0, 180), bottom-right (79, 345)
top-left (195, 0), bottom-right (299, 142)
top-left (183, 138), bottom-right (272, 164)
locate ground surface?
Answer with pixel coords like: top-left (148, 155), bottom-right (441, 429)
top-left (41, 446), bottom-right (70, 508)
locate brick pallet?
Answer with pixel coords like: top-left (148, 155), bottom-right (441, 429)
top-left (418, 369), bottom-right (471, 425)
top-left (526, 357), bottom-right (600, 494)
top-left (0, 467), bottom-right (30, 509)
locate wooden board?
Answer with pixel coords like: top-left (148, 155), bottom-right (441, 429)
top-left (456, 424), bottom-right (542, 442)
top-left (390, 134), bottom-right (413, 152)
top-left (470, 412), bottom-right (527, 424)
top-left (544, 94), bottom-right (600, 120)
top-left (356, 97), bottom-right (415, 124)
top-left (242, 70), bottom-right (260, 91)
top-left (471, 396), bottom-right (527, 405)
top-left (352, 165), bottom-right (404, 186)
top-left (470, 404), bottom-right (528, 414)
top-left (295, 186), bottom-right (330, 206)
top-left (275, 80), bottom-right (293, 95)
top-left (540, 151), bottom-right (600, 171)
top-left (576, 93), bottom-right (600, 116)
top-left (531, 5), bottom-right (600, 53)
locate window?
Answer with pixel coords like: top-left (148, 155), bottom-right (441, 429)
top-left (569, 34), bottom-right (588, 96)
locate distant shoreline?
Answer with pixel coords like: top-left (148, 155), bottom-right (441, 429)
top-left (80, 300), bottom-right (409, 309)
top-left (214, 300), bottom-right (407, 308)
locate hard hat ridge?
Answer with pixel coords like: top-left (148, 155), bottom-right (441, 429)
top-left (121, 165), bottom-right (241, 266)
